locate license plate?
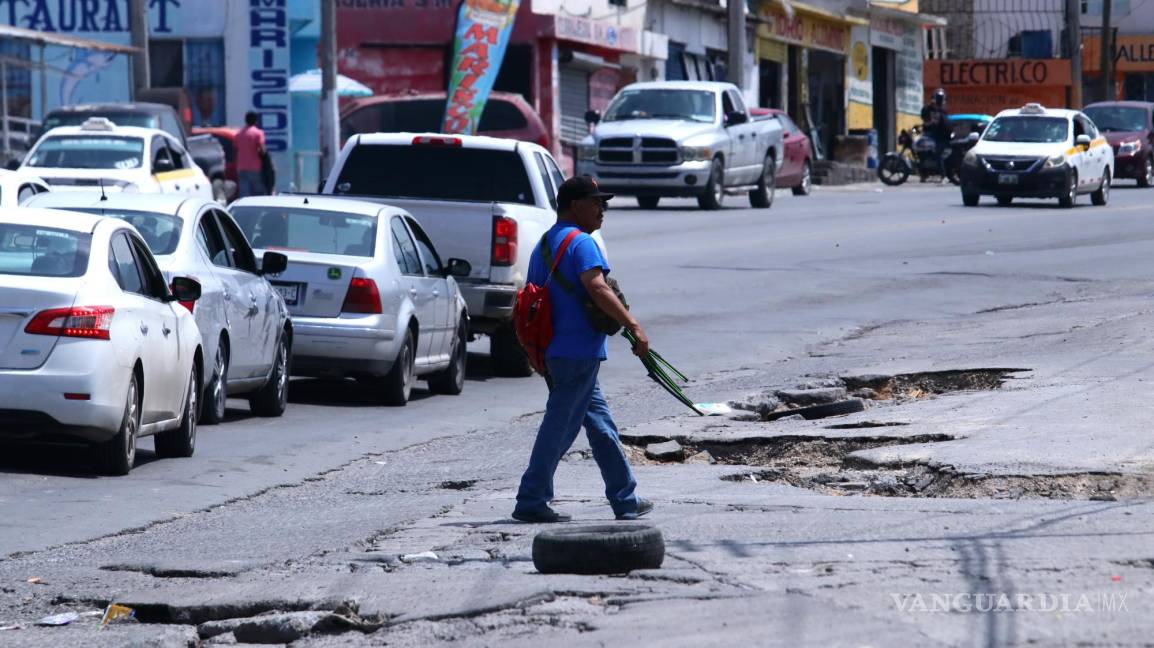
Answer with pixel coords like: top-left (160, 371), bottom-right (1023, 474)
top-left (272, 282), bottom-right (301, 305)
top-left (998, 174), bottom-right (1019, 185)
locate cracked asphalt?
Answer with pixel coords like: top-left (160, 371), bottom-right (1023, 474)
top-left (3, 183), bottom-right (1154, 646)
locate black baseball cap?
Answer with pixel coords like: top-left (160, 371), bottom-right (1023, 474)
top-left (557, 175), bottom-right (613, 211)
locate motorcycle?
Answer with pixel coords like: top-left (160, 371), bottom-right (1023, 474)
top-left (877, 117), bottom-right (989, 186)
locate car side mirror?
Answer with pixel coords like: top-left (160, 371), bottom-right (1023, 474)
top-left (1075, 134), bottom-right (1092, 148)
top-left (154, 156), bottom-right (175, 173)
top-left (445, 257), bottom-right (471, 278)
top-left (260, 251), bottom-right (288, 276)
top-left (584, 110), bottom-right (601, 125)
top-left (169, 276), bottom-right (202, 303)
top-left (5, 159), bottom-right (19, 171)
top-left (967, 132), bottom-right (980, 143)
top-left (725, 110), bottom-right (748, 126)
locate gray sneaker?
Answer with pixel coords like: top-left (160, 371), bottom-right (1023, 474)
top-left (616, 498), bottom-right (654, 520)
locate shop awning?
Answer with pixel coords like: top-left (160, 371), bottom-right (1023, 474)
top-left (0, 24), bottom-right (142, 54)
top-left (783, 0), bottom-right (869, 26)
top-left (853, 4), bottom-right (947, 26)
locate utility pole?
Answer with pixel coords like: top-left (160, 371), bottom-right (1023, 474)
top-left (1100, 0), bottom-right (1113, 101)
top-left (129, 0), bottom-right (150, 95)
top-left (727, 0), bottom-right (745, 91)
top-left (319, 0), bottom-right (340, 181)
top-left (1066, 0), bottom-right (1082, 108)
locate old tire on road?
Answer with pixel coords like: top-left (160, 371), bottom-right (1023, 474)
top-left (490, 323), bottom-right (532, 377)
top-left (749, 155), bottom-right (776, 209)
top-left (533, 525), bottom-right (665, 575)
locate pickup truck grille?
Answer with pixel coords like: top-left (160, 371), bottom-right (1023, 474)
top-left (597, 137), bottom-right (682, 165)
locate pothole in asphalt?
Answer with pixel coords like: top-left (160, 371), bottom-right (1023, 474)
top-left (438, 480), bottom-right (477, 490)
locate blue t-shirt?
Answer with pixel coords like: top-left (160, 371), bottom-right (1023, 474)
top-left (526, 223), bottom-right (609, 360)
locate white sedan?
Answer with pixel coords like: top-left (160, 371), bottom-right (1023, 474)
top-left (0, 208), bottom-right (204, 475)
top-left (0, 170), bottom-right (50, 206)
top-left (26, 192), bottom-right (293, 424)
top-left (20, 117), bottom-right (214, 199)
top-left (229, 195), bottom-right (470, 406)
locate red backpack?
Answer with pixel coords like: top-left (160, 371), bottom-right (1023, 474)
top-left (513, 229), bottom-right (582, 375)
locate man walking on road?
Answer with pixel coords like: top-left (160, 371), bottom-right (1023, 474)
top-left (512, 176), bottom-right (653, 524)
top-left (236, 111), bottom-right (268, 197)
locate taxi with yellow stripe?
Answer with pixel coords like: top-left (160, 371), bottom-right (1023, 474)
top-left (19, 117), bottom-right (214, 200)
top-left (959, 103), bottom-right (1114, 208)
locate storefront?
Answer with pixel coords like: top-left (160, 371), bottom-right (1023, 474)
top-left (923, 59), bottom-right (1072, 117)
top-left (756, 0), bottom-right (861, 159)
top-left (1082, 35), bottom-right (1154, 102)
top-left (858, 7), bottom-right (941, 153)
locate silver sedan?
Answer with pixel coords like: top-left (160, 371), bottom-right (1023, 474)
top-left (229, 195), bottom-right (470, 406)
top-left (25, 192), bottom-right (293, 423)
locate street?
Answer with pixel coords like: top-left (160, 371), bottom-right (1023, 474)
top-left (3, 181), bottom-right (1154, 646)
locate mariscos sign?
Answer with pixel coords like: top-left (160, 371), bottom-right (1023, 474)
top-left (924, 59), bottom-right (1072, 88)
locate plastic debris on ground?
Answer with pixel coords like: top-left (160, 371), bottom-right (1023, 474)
top-left (100, 604), bottom-right (135, 627)
top-left (694, 402), bottom-right (733, 416)
top-left (400, 551), bottom-right (440, 563)
top-left (35, 612), bottom-right (79, 626)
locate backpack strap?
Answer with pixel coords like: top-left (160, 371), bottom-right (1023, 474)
top-left (539, 228), bottom-right (581, 288)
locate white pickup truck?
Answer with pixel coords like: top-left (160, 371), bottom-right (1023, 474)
top-left (577, 81), bottom-right (784, 210)
top-left (322, 133), bottom-right (588, 377)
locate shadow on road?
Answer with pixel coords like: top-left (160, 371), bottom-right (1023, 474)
top-left (0, 442), bottom-right (162, 478)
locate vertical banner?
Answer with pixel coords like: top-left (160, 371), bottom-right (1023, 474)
top-left (249, 0), bottom-right (291, 153)
top-left (442, 0), bottom-right (520, 135)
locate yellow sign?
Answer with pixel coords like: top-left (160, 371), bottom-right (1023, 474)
top-left (757, 6), bottom-right (850, 54)
top-left (852, 41), bottom-right (868, 81)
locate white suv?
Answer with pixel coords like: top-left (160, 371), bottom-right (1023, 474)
top-left (959, 103), bottom-right (1114, 208)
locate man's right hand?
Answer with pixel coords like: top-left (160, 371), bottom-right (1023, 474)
top-left (627, 322), bottom-right (649, 358)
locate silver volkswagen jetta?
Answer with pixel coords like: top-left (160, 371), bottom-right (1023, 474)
top-left (229, 195), bottom-right (470, 406)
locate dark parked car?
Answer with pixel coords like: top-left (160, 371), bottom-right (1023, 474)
top-left (35, 102), bottom-right (230, 200)
top-left (192, 126), bottom-right (238, 184)
top-left (753, 108), bottom-right (812, 195)
top-left (1083, 101), bottom-right (1154, 187)
top-left (340, 91), bottom-right (550, 149)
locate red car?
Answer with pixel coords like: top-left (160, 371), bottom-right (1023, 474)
top-left (340, 91), bottom-right (550, 149)
top-left (1083, 101), bottom-right (1154, 187)
top-left (752, 108), bottom-right (812, 195)
top-left (192, 126), bottom-right (239, 184)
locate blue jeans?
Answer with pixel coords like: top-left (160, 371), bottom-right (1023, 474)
top-left (514, 357), bottom-right (640, 518)
top-left (238, 170), bottom-right (266, 197)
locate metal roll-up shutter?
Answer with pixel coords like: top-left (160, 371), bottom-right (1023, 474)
top-left (559, 65), bottom-right (590, 144)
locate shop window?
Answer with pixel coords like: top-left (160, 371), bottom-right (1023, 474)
top-left (149, 40), bottom-right (184, 87)
top-left (1007, 31), bottom-right (1053, 58)
top-left (924, 27), bottom-right (948, 60)
top-left (0, 40), bottom-right (31, 118)
top-left (149, 39), bottom-right (225, 127)
top-left (666, 43), bottom-right (687, 80)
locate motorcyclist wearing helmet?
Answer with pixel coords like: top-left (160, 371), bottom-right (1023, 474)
top-left (921, 89), bottom-right (951, 176)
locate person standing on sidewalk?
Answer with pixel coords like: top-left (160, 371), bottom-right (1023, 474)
top-left (512, 175), bottom-right (653, 524)
top-left (235, 111), bottom-right (268, 197)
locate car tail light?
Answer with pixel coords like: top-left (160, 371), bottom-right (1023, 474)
top-left (491, 216), bottom-right (517, 266)
top-left (412, 136), bottom-right (462, 147)
top-left (25, 306), bottom-right (115, 340)
top-left (342, 277), bottom-right (382, 314)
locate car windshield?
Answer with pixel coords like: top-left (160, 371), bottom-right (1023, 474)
top-left (983, 117), bottom-right (1069, 143)
top-left (65, 208), bottom-right (182, 255)
top-left (26, 135), bottom-right (144, 170)
top-left (603, 89), bottom-right (716, 123)
top-left (231, 206), bottom-right (378, 257)
top-left (331, 145), bottom-right (534, 204)
top-left (1083, 106), bottom-right (1148, 132)
top-left (0, 224), bottom-right (89, 277)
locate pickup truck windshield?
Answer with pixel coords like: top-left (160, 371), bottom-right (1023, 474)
top-left (332, 145), bottom-right (535, 205)
top-left (1083, 106), bottom-right (1147, 133)
top-left (983, 117), bottom-right (1069, 143)
top-left (26, 135), bottom-right (144, 170)
top-left (603, 89), bottom-right (716, 123)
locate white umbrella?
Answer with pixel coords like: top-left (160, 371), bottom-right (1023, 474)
top-left (288, 69), bottom-right (373, 97)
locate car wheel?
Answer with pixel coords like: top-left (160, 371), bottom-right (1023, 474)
top-left (1140, 156), bottom-right (1154, 188)
top-left (962, 192), bottom-right (980, 207)
top-left (749, 155), bottom-right (776, 208)
top-left (696, 158), bottom-right (724, 210)
top-left (490, 322), bottom-right (532, 377)
top-left (791, 160), bottom-right (812, 196)
top-left (249, 334), bottom-right (290, 417)
top-left (996, 195), bottom-right (1013, 206)
top-left (1091, 169), bottom-right (1110, 206)
top-left (429, 319), bottom-right (467, 395)
top-left (533, 525), bottom-right (665, 575)
top-left (156, 363), bottom-right (199, 459)
top-left (201, 340), bottom-right (228, 424)
top-left (95, 372), bottom-right (140, 476)
top-left (1059, 170), bottom-right (1077, 208)
top-left (381, 328), bottom-right (415, 406)
top-left (636, 196), bottom-right (660, 210)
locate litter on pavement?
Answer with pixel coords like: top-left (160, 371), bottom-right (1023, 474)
top-left (694, 402), bottom-right (733, 416)
top-left (35, 612), bottom-right (79, 626)
top-left (100, 604), bottom-right (135, 627)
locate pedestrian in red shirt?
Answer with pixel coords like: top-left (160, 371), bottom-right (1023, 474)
top-left (236, 111), bottom-right (268, 197)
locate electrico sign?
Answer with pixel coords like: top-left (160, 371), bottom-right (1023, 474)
top-left (250, 0), bottom-right (290, 152)
top-left (442, 0), bottom-right (520, 135)
top-left (924, 59), bottom-right (1073, 87)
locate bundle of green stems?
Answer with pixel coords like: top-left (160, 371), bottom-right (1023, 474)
top-left (621, 329), bottom-right (703, 416)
